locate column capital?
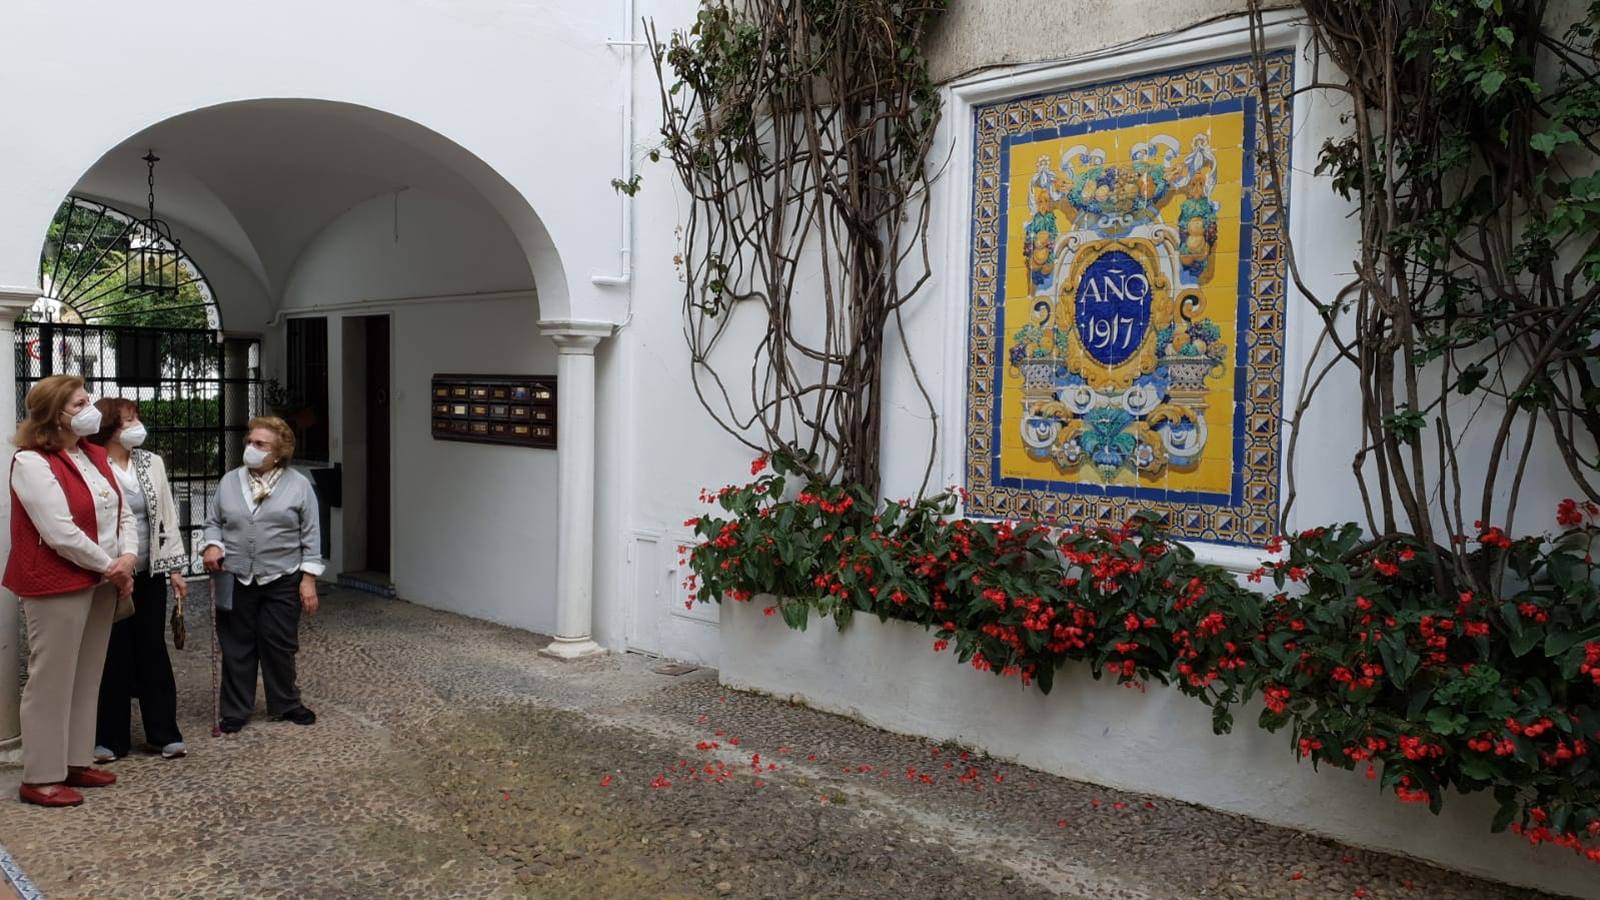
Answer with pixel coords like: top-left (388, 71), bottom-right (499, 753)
top-left (0, 286), bottom-right (39, 325)
top-left (539, 319), bottom-right (616, 354)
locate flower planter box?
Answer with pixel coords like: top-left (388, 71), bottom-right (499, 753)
top-left (718, 599), bottom-right (1599, 898)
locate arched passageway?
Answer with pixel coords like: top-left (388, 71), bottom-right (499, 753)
top-left (1, 99), bottom-right (611, 755)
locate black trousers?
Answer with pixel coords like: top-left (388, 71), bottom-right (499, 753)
top-left (96, 571), bottom-right (183, 755)
top-left (217, 576), bottom-right (304, 720)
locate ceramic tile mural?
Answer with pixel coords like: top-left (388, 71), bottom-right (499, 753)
top-left (963, 52), bottom-right (1293, 546)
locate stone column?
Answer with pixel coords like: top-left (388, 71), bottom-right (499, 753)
top-left (0, 286), bottom-right (40, 760)
top-left (537, 319), bottom-right (614, 660)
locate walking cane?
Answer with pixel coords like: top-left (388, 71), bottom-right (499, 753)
top-left (210, 586), bottom-right (221, 738)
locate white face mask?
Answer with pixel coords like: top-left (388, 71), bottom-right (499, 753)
top-left (67, 405), bottom-right (102, 437)
top-left (242, 445), bottom-right (272, 469)
top-left (119, 423), bottom-right (148, 449)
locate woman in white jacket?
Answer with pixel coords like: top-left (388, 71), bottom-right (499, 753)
top-left (86, 397), bottom-right (191, 762)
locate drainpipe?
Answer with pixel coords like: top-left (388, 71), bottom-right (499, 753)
top-left (594, 0), bottom-right (640, 300)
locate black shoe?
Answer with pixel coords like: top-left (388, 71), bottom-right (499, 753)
top-left (278, 706), bottom-right (316, 726)
top-left (219, 717), bottom-right (247, 734)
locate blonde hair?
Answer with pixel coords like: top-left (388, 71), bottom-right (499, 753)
top-left (247, 416), bottom-right (295, 467)
top-left (14, 374), bottom-right (86, 453)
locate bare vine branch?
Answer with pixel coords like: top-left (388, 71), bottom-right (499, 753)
top-left (649, 0), bottom-right (946, 495)
top-left (1248, 0), bottom-right (1600, 594)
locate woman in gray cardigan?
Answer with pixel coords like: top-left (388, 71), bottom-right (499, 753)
top-left (201, 416), bottom-right (323, 733)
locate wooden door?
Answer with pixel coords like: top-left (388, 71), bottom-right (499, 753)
top-left (365, 316), bottom-right (392, 573)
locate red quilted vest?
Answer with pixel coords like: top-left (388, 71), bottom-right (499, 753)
top-left (4, 442), bottom-right (123, 598)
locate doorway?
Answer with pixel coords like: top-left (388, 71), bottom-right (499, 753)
top-left (364, 315), bottom-right (391, 573)
top-left (339, 314), bottom-right (392, 592)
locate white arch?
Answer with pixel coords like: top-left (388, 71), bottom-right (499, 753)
top-left (11, 98), bottom-right (573, 323)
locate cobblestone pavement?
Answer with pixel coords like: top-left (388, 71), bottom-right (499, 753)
top-left (0, 589), bottom-right (1574, 899)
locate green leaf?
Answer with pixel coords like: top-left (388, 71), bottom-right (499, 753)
top-left (1491, 797), bottom-right (1519, 833)
top-left (778, 599), bottom-right (810, 631)
top-left (1460, 757), bottom-right (1498, 782)
top-left (1036, 664), bottom-right (1055, 695)
top-left (1406, 687), bottom-right (1435, 721)
top-left (1211, 704), bottom-right (1234, 736)
top-left (1480, 70), bottom-right (1507, 96)
top-left (1500, 602), bottom-right (1524, 638)
top-left (1426, 707), bottom-right (1469, 736)
top-left (1456, 362), bottom-right (1488, 395)
top-left (1493, 26), bottom-right (1514, 45)
top-left (1532, 129), bottom-right (1579, 155)
top-left (1545, 629), bottom-right (1585, 658)
top-left (1563, 645), bottom-right (1589, 680)
top-left (1509, 625), bottom-right (1542, 658)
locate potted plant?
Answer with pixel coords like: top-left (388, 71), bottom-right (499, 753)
top-left (263, 377), bottom-right (317, 432)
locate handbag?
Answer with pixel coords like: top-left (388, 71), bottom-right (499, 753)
top-left (170, 592), bottom-right (187, 650)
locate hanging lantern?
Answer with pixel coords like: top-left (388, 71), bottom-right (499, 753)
top-left (127, 151), bottom-right (180, 296)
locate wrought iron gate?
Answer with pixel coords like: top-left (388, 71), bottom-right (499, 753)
top-left (17, 195), bottom-right (261, 574)
top-left (15, 324), bottom-right (261, 574)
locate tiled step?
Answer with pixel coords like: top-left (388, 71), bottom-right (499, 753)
top-left (336, 571), bottom-right (396, 598)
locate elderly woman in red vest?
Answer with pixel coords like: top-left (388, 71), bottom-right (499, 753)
top-left (5, 374), bottom-right (137, 807)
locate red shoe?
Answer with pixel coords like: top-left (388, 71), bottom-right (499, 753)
top-left (64, 767), bottom-right (117, 788)
top-left (19, 783), bottom-right (84, 807)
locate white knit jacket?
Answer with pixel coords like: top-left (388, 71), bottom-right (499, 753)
top-left (130, 448), bottom-right (190, 574)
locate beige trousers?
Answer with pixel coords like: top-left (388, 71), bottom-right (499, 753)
top-left (20, 582), bottom-right (117, 784)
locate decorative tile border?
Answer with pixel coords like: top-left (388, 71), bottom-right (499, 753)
top-left (0, 843), bottom-right (44, 900)
top-left (963, 52), bottom-right (1294, 547)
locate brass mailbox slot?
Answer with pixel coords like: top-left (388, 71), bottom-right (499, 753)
top-left (431, 374), bottom-right (557, 448)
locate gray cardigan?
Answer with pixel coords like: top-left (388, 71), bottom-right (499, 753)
top-left (202, 466), bottom-right (323, 584)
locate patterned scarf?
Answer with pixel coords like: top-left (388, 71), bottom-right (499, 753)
top-left (248, 466), bottom-right (284, 505)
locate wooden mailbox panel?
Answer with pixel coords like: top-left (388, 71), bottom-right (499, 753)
top-left (430, 374), bottom-right (556, 449)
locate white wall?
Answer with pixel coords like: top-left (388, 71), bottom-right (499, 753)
top-left (721, 602), bottom-right (1600, 899)
top-left (281, 189), bottom-right (535, 309)
top-left (275, 297), bottom-right (558, 631)
top-left (0, 0), bottom-right (632, 325)
top-left (280, 185), bottom-right (557, 632)
top-left (605, 11), bottom-right (1597, 890)
top-left (0, 1), bottom-right (1589, 886)
top-left (386, 298), bottom-right (559, 632)
top-left (924, 0), bottom-right (1282, 81)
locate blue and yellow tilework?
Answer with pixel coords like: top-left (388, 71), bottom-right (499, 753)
top-left (963, 52), bottom-right (1293, 547)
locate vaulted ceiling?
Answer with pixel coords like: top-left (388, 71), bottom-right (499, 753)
top-left (65, 100), bottom-right (526, 304)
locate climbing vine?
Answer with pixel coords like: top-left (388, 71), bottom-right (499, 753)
top-left (1246, 0), bottom-right (1600, 597)
top-left (647, 0), bottom-right (948, 497)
